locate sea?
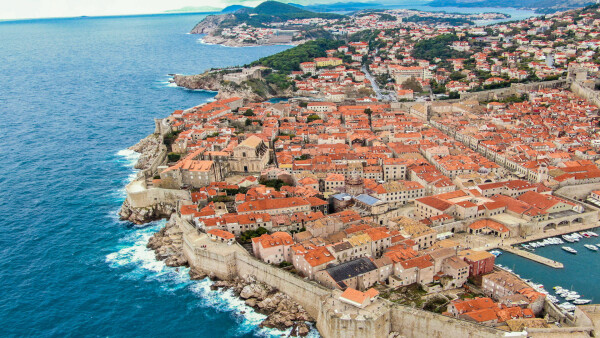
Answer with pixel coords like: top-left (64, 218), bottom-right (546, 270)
top-left (0, 9), bottom-right (539, 337)
top-left (496, 229), bottom-right (600, 304)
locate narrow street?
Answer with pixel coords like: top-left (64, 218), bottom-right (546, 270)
top-left (362, 64), bottom-right (395, 102)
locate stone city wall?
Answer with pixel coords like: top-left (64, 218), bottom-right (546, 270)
top-left (460, 79), bottom-right (569, 102)
top-left (126, 181), bottom-right (190, 209)
top-left (390, 305), bottom-right (508, 338)
top-left (571, 81), bottom-right (600, 107)
top-left (179, 214), bottom-right (530, 338)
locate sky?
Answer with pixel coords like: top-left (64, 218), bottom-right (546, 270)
top-left (0, 0), bottom-right (337, 20)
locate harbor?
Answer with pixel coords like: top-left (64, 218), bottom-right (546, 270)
top-left (495, 227), bottom-right (600, 317)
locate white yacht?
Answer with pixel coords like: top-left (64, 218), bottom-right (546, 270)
top-left (584, 244), bottom-right (598, 251)
top-left (562, 246), bottom-right (577, 254)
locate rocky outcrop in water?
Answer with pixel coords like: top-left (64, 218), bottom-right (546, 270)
top-left (119, 133), bottom-right (171, 225)
top-left (119, 199), bottom-right (168, 225)
top-left (129, 133), bottom-right (163, 171)
top-left (146, 215), bottom-right (188, 266)
top-left (144, 217), bottom-right (312, 335)
top-left (213, 276), bottom-right (313, 336)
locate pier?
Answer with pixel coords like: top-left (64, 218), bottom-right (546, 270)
top-left (501, 246), bottom-right (564, 269)
top-left (462, 222), bottom-right (600, 268)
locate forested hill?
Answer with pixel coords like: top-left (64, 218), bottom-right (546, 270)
top-left (192, 1), bottom-right (345, 32)
top-left (249, 39), bottom-right (345, 72)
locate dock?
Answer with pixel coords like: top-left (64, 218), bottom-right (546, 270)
top-left (502, 246), bottom-right (564, 269)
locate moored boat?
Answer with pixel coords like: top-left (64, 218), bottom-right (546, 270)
top-left (562, 246), bottom-right (577, 254)
top-left (584, 244), bottom-right (598, 251)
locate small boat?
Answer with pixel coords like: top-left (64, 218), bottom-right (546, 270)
top-left (562, 246), bottom-right (578, 254)
top-left (559, 303), bottom-right (576, 312)
top-left (563, 235), bottom-right (576, 243)
top-left (581, 232), bottom-right (591, 238)
top-left (588, 231), bottom-right (598, 237)
top-left (490, 250), bottom-right (502, 257)
top-left (522, 244), bottom-right (533, 250)
top-left (573, 299), bottom-right (592, 305)
top-left (584, 244), bottom-right (598, 251)
top-left (566, 295), bottom-right (581, 301)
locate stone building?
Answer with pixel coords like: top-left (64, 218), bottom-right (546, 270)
top-left (230, 135), bottom-right (269, 173)
top-left (315, 257), bottom-right (379, 291)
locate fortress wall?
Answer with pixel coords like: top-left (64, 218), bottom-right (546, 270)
top-left (126, 183), bottom-right (190, 208)
top-left (177, 218), bottom-right (557, 338)
top-left (390, 305), bottom-right (507, 338)
top-left (571, 81), bottom-right (600, 107)
top-left (317, 306), bottom-right (391, 338)
top-left (142, 145), bottom-right (168, 179)
top-left (235, 253), bottom-right (330, 318)
top-left (460, 79), bottom-right (568, 102)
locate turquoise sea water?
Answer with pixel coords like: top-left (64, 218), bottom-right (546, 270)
top-left (0, 13), bottom-right (295, 337)
top-left (496, 228), bottom-right (600, 303)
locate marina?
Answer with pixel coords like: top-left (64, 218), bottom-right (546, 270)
top-left (495, 227), bottom-right (600, 314)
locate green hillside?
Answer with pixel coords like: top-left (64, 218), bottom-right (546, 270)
top-left (231, 1), bottom-right (345, 27)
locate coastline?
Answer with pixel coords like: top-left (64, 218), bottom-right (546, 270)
top-left (122, 130), bottom-right (315, 336)
top-left (146, 215), bottom-right (315, 335)
top-left (198, 34), bottom-right (301, 48)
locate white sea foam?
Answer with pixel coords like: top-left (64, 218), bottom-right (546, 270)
top-left (116, 148), bottom-right (140, 168)
top-left (105, 220), bottom-right (319, 337)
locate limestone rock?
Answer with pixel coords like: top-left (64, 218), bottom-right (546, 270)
top-left (190, 14), bottom-right (236, 35)
top-left (245, 298), bottom-right (257, 307)
top-left (240, 283), bottom-right (269, 300)
top-left (189, 268), bottom-right (207, 280)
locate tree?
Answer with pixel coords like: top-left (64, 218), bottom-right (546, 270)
top-left (243, 109), bottom-right (255, 116)
top-left (239, 227), bottom-right (269, 243)
top-left (364, 108), bottom-right (373, 130)
top-left (402, 78), bottom-right (423, 93)
top-left (307, 114), bottom-right (321, 122)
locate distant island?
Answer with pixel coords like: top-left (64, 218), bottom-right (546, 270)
top-left (164, 6), bottom-right (222, 13)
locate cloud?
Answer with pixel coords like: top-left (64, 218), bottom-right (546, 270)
top-left (0, 0), bottom-right (224, 19)
top-left (0, 0), bottom-right (346, 20)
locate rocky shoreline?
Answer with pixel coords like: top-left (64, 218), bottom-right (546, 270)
top-left (147, 216), bottom-right (314, 336)
top-left (199, 34), bottom-right (303, 48)
top-left (172, 72), bottom-right (293, 102)
top-left (118, 133), bottom-right (171, 225)
top-left (128, 133), bottom-right (163, 171)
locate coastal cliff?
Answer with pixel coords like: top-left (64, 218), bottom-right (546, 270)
top-left (129, 133), bottom-right (162, 171)
top-left (172, 73), bottom-right (292, 101)
top-left (119, 133), bottom-right (177, 225)
top-left (190, 14), bottom-right (235, 35)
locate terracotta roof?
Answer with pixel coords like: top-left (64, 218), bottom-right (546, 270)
top-left (207, 229), bottom-right (235, 240)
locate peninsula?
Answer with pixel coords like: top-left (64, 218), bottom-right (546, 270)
top-left (122, 3), bottom-right (600, 337)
